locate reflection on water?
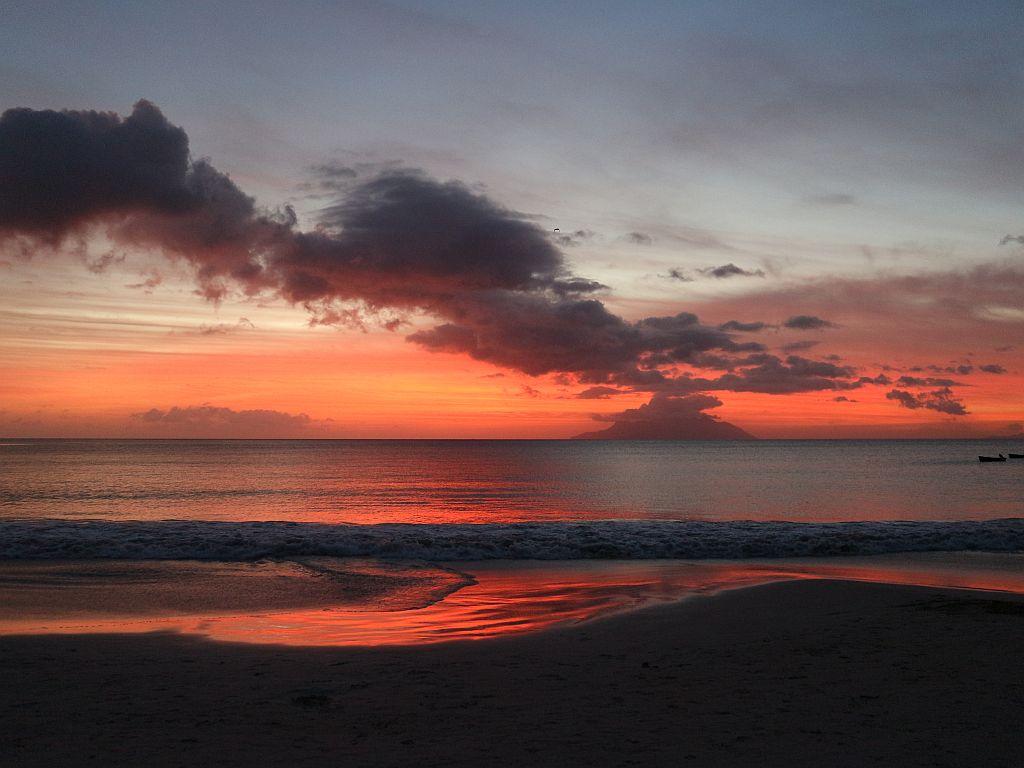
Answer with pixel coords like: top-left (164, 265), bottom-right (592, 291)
top-left (2, 439), bottom-right (1023, 523)
top-left (2, 554), bottom-right (1022, 647)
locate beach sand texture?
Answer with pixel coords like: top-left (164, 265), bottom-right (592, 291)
top-left (3, 578), bottom-right (1023, 767)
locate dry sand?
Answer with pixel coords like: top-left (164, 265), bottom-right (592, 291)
top-left (2, 578), bottom-right (1023, 767)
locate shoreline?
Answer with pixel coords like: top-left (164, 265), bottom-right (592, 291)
top-left (3, 577), bottom-right (1024, 766)
top-left (2, 552), bottom-right (1024, 647)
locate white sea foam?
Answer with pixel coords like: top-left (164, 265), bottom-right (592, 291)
top-left (1, 518), bottom-right (1023, 561)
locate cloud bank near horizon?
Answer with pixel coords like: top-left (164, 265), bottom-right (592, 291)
top-left (132, 405), bottom-right (322, 434)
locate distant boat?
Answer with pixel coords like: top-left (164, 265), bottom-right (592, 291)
top-left (979, 454), bottom-right (1007, 462)
top-left (1008, 453), bottom-right (1024, 459)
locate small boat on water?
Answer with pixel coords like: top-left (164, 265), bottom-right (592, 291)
top-left (1008, 453), bottom-right (1024, 459)
top-left (979, 454), bottom-right (1007, 462)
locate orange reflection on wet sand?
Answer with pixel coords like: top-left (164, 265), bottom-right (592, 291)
top-left (2, 554), bottom-right (1022, 647)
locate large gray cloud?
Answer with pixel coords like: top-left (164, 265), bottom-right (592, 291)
top-left (0, 100), bottom-right (908, 412)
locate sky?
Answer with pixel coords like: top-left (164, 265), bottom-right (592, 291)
top-left (0, 0), bottom-right (1022, 438)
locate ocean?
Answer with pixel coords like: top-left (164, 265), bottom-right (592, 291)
top-left (2, 438), bottom-right (1023, 644)
top-left (1, 438), bottom-right (1022, 560)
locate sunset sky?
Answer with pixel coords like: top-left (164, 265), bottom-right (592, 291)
top-left (1, 0), bottom-right (1022, 438)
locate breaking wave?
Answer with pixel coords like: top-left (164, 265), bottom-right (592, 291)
top-left (2, 518), bottom-right (1023, 561)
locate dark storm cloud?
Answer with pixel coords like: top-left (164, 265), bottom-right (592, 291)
top-left (0, 100), bottom-right (285, 300)
top-left (886, 388), bottom-right (968, 416)
top-left (706, 355), bottom-right (860, 395)
top-left (0, 100), bottom-right (195, 236)
top-left (783, 314), bottom-right (837, 330)
top-left (0, 100), bottom-right (902, 408)
top-left (280, 169), bottom-right (575, 311)
top-left (699, 263), bottom-right (765, 279)
top-left (598, 353), bottom-right (870, 396)
top-left (408, 306), bottom-right (762, 378)
top-left (685, 352), bottom-right (748, 371)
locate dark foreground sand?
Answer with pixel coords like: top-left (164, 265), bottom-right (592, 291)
top-left (2, 579), bottom-right (1023, 768)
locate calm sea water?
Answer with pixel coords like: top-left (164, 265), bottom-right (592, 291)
top-left (2, 440), bottom-right (1023, 644)
top-left (1, 439), bottom-right (1021, 524)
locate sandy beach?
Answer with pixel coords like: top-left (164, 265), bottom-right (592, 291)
top-left (3, 577), bottom-right (1023, 767)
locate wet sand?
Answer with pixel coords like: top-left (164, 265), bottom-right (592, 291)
top-left (3, 577), bottom-right (1024, 767)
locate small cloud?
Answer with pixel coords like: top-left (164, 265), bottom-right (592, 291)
top-left (298, 160), bottom-right (360, 198)
top-left (832, 396), bottom-right (856, 402)
top-left (626, 232), bottom-right (652, 245)
top-left (885, 388), bottom-right (968, 416)
top-left (896, 376), bottom-right (962, 388)
top-left (719, 320), bottom-right (770, 333)
top-left (999, 234), bottom-right (1024, 246)
top-left (979, 363), bottom-right (1006, 374)
top-left (783, 315), bottom-right (837, 330)
top-left (126, 272), bottom-right (163, 292)
top-left (551, 277), bottom-right (607, 296)
top-left (699, 263), bottom-right (765, 279)
top-left (575, 386), bottom-right (622, 400)
top-left (86, 252), bottom-right (125, 273)
top-left (195, 317), bottom-right (256, 336)
top-left (554, 229), bottom-right (595, 247)
top-left (924, 364), bottom-right (977, 375)
top-left (663, 268), bottom-right (694, 282)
